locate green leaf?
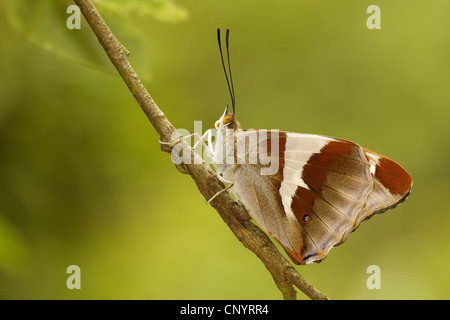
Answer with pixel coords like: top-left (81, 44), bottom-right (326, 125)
top-left (4, 0), bottom-right (188, 79)
top-left (94, 0), bottom-right (189, 23)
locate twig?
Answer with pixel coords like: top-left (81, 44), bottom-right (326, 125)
top-left (73, 0), bottom-right (329, 300)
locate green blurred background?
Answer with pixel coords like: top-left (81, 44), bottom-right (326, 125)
top-left (0, 0), bottom-right (449, 299)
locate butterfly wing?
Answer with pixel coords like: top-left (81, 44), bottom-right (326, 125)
top-left (232, 130), bottom-right (412, 264)
top-left (355, 148), bottom-right (412, 225)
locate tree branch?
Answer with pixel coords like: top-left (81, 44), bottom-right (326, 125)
top-left (73, 0), bottom-right (328, 300)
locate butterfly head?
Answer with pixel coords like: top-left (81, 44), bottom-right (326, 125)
top-left (215, 105), bottom-right (240, 131)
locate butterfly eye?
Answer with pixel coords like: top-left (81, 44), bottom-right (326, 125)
top-left (301, 214), bottom-right (310, 224)
top-left (222, 116), bottom-right (233, 125)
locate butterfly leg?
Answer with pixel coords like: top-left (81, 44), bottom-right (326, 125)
top-left (159, 133), bottom-right (197, 149)
top-left (193, 129), bottom-right (215, 160)
top-left (206, 181), bottom-right (235, 204)
top-left (159, 130), bottom-right (214, 159)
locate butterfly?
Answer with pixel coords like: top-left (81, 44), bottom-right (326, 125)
top-left (168, 28), bottom-right (413, 265)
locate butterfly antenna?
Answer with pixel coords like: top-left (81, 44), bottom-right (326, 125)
top-left (217, 28), bottom-right (236, 115)
top-left (225, 28), bottom-right (236, 115)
